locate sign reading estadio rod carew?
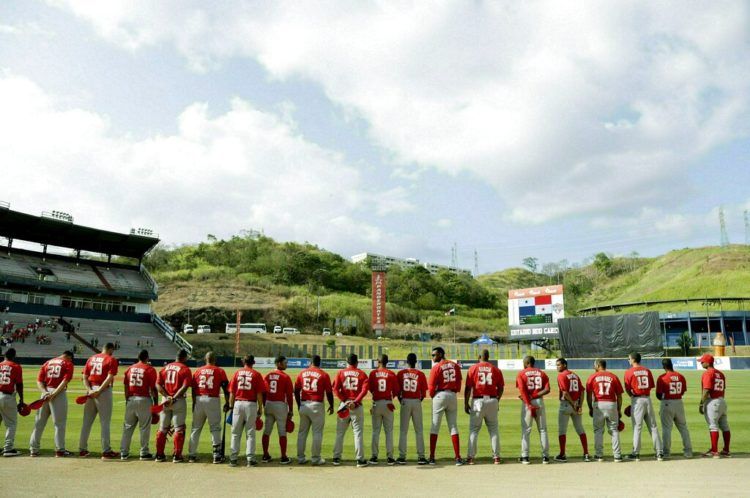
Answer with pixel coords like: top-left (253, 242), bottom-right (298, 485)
top-left (372, 271), bottom-right (386, 330)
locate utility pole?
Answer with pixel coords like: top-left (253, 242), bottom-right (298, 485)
top-left (474, 249), bottom-right (479, 276)
top-left (744, 209), bottom-right (749, 245)
top-left (719, 206), bottom-right (729, 248)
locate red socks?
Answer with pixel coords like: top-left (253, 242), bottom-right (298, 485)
top-left (710, 431), bottom-right (719, 452)
top-left (262, 434), bottom-right (270, 457)
top-left (429, 434), bottom-right (438, 459)
top-left (279, 436), bottom-right (287, 458)
top-left (559, 435), bottom-right (567, 455)
top-left (722, 431), bottom-right (730, 452)
top-left (155, 430), bottom-right (166, 456)
top-left (580, 433), bottom-right (588, 454)
top-left (173, 431), bottom-right (185, 457)
top-left (451, 434), bottom-right (461, 459)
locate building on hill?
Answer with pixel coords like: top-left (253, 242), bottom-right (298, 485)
top-left (350, 252), bottom-right (472, 276)
top-left (0, 203), bottom-right (191, 359)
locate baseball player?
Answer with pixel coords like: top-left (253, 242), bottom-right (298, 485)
top-left (585, 359), bottom-right (623, 462)
top-left (396, 353), bottom-right (428, 465)
top-left (262, 356), bottom-right (292, 464)
top-left (120, 349), bottom-right (158, 460)
top-left (188, 352), bottom-right (229, 464)
top-left (464, 349), bottom-right (504, 465)
top-left (623, 352), bottom-right (663, 461)
top-left (554, 357), bottom-right (590, 462)
top-left (0, 348), bottom-right (24, 457)
top-left (332, 353), bottom-right (369, 467)
top-left (698, 354), bottom-right (731, 458)
top-left (294, 354), bottom-right (334, 465)
top-left (29, 350), bottom-right (75, 457)
top-left (79, 342), bottom-right (119, 459)
top-left (155, 349), bottom-right (192, 462)
top-left (368, 354), bottom-right (399, 465)
top-left (228, 354), bottom-right (266, 467)
top-left (428, 346), bottom-right (464, 465)
top-left (655, 358), bottom-right (692, 458)
top-left (516, 355), bottom-right (550, 464)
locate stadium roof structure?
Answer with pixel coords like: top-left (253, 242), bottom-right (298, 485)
top-left (0, 206), bottom-right (159, 260)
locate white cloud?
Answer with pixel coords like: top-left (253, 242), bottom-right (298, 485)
top-left (434, 218), bottom-right (453, 229)
top-left (0, 73), bottom-right (412, 256)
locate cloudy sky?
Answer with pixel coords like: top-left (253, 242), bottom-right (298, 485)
top-left (1, 1), bottom-right (749, 273)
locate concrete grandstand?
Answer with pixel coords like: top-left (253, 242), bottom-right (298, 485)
top-left (0, 204), bottom-right (191, 362)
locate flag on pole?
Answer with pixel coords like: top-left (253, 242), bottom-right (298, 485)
top-left (445, 308), bottom-right (455, 316)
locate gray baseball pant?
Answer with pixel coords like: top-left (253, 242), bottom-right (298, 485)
top-left (263, 401), bottom-right (289, 437)
top-left (230, 400), bottom-right (258, 462)
top-left (333, 403), bottom-right (365, 461)
top-left (159, 397), bottom-right (187, 431)
top-left (593, 401), bottom-right (621, 458)
top-left (398, 398), bottom-right (425, 459)
top-left (297, 401), bottom-right (325, 463)
top-left (189, 396), bottom-right (222, 457)
top-left (704, 398), bottom-right (729, 432)
top-left (0, 392), bottom-right (17, 452)
top-left (79, 387), bottom-right (113, 452)
top-left (520, 398), bottom-right (548, 458)
top-left (659, 398), bottom-right (692, 456)
top-left (30, 389), bottom-right (68, 452)
top-left (120, 397), bottom-right (152, 457)
top-left (371, 399), bottom-right (394, 459)
top-left (468, 397), bottom-right (499, 459)
top-left (631, 396), bottom-right (662, 454)
top-left (558, 400), bottom-right (585, 436)
top-left (431, 391), bottom-right (458, 435)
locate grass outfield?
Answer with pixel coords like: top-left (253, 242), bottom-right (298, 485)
top-left (9, 366), bottom-right (748, 462)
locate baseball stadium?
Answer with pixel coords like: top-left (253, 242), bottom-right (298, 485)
top-left (0, 206), bottom-right (747, 497)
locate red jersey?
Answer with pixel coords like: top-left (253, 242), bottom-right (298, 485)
top-left (368, 368), bottom-right (399, 401)
top-left (624, 366), bottom-right (655, 396)
top-left (333, 366), bottom-right (369, 403)
top-left (466, 361), bottom-right (504, 398)
top-left (428, 360), bottom-right (462, 396)
top-left (586, 371), bottom-right (624, 402)
top-left (124, 361), bottom-right (157, 398)
top-left (158, 362), bottom-right (192, 397)
top-left (83, 353), bottom-right (119, 386)
top-left (701, 367), bottom-right (726, 399)
top-left (264, 370), bottom-right (293, 407)
top-left (396, 368), bottom-right (427, 400)
top-left (38, 357), bottom-right (74, 389)
top-left (229, 367), bottom-right (266, 402)
top-left (516, 367), bottom-right (550, 403)
top-left (656, 371), bottom-right (687, 400)
top-left (294, 366), bottom-right (333, 402)
top-left (557, 369), bottom-right (584, 402)
top-left (0, 360), bottom-right (22, 394)
top-left (193, 365), bottom-right (229, 397)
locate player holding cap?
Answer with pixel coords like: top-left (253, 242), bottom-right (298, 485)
top-left (155, 349), bottom-right (191, 462)
top-left (120, 349), bottom-right (157, 460)
top-left (228, 354), bottom-right (266, 467)
top-left (655, 358), bottom-right (692, 458)
top-left (0, 348), bottom-right (24, 457)
top-left (464, 349), bottom-right (504, 465)
top-left (368, 354), bottom-right (399, 465)
top-left (262, 355), bottom-right (292, 464)
top-left (428, 346), bottom-right (464, 465)
top-left (586, 359), bottom-right (624, 462)
top-left (79, 342), bottom-right (119, 459)
top-left (516, 355), bottom-right (550, 464)
top-left (554, 357), bottom-right (590, 462)
top-left (295, 355), bottom-right (334, 465)
top-left (29, 350), bottom-right (74, 457)
top-left (188, 352), bottom-right (229, 464)
top-left (698, 354), bottom-right (731, 458)
top-left (623, 352), bottom-right (664, 461)
top-left (332, 353), bottom-right (369, 467)
top-left (396, 353), bottom-right (428, 465)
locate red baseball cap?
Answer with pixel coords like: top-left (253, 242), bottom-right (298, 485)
top-left (699, 354), bottom-right (714, 365)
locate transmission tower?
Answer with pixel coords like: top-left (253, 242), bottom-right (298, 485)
top-left (473, 249), bottom-right (479, 276)
top-left (450, 242), bottom-right (458, 268)
top-left (719, 206), bottom-right (729, 248)
top-left (745, 210), bottom-right (749, 245)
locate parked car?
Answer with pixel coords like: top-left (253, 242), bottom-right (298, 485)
top-left (335, 332), bottom-right (343, 337)
top-left (183, 324), bottom-right (194, 334)
top-left (273, 325), bottom-right (282, 334)
top-left (322, 328), bottom-right (331, 336)
top-left (197, 325), bottom-right (211, 334)
top-left (282, 327), bottom-right (299, 335)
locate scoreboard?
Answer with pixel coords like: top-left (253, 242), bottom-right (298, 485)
top-left (508, 285), bottom-right (564, 340)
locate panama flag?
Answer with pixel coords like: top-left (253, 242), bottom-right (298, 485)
top-left (445, 308), bottom-right (456, 316)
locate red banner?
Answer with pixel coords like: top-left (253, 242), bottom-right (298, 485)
top-left (372, 272), bottom-right (386, 330)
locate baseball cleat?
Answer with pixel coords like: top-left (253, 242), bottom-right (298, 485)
top-left (455, 457), bottom-right (465, 466)
top-left (427, 458), bottom-right (436, 465)
top-left (702, 450), bottom-right (720, 458)
top-left (518, 456), bottom-right (530, 465)
top-left (417, 457), bottom-right (429, 465)
top-left (466, 457), bottom-right (475, 465)
top-left (55, 450), bottom-right (73, 458)
top-left (656, 452), bottom-right (664, 461)
top-left (594, 455), bottom-right (604, 462)
top-left (625, 453), bottom-right (640, 461)
top-left (368, 456), bottom-right (379, 465)
top-left (229, 459), bottom-right (238, 467)
top-left (30, 451), bottom-right (40, 458)
top-left (154, 454), bottom-right (166, 462)
top-left (172, 455), bottom-right (185, 463)
top-left (720, 450), bottom-right (732, 458)
top-left (280, 456), bottom-right (291, 465)
top-left (387, 457), bottom-right (396, 466)
top-left (332, 458), bottom-right (341, 466)
top-left (101, 451), bottom-right (119, 460)
top-left (614, 456), bottom-right (623, 463)
top-left (213, 455), bottom-right (225, 464)
top-left (493, 457), bottom-right (503, 465)
top-left (583, 454), bottom-right (592, 462)
top-left (312, 458), bottom-right (326, 466)
top-left (554, 454), bottom-right (567, 463)
top-left (542, 456), bottom-right (550, 465)
top-left (188, 456), bottom-right (198, 463)
top-left (79, 450), bottom-right (90, 458)
top-left (262, 454), bottom-right (272, 463)
top-left (356, 459), bottom-right (369, 468)
top-left (140, 453), bottom-right (153, 461)
top-left (2, 449), bottom-right (20, 457)
top-left (247, 459), bottom-right (258, 467)
top-left (683, 452), bottom-right (693, 459)
top-left (120, 454), bottom-right (129, 461)
top-left (297, 458), bottom-right (308, 465)
top-left (396, 457), bottom-right (407, 465)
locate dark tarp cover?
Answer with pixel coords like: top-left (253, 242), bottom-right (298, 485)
top-left (558, 312), bottom-right (663, 358)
